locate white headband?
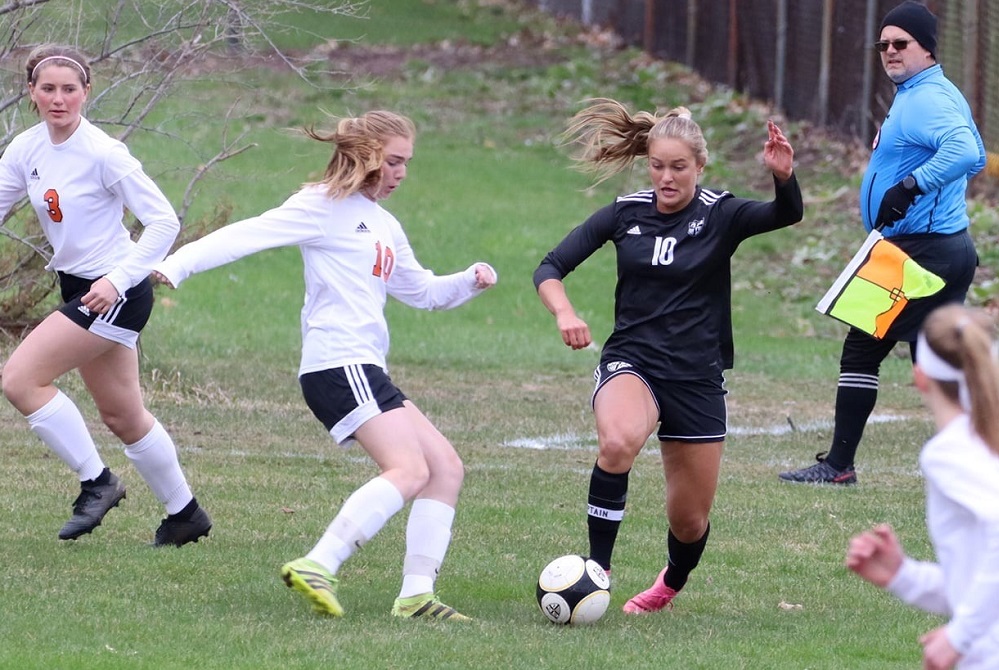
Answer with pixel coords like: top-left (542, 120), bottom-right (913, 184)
top-left (31, 55), bottom-right (88, 83)
top-left (916, 331), bottom-right (963, 382)
top-left (917, 330), bottom-right (973, 410)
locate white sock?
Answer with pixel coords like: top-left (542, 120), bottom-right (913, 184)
top-left (399, 498), bottom-right (456, 598)
top-left (306, 476), bottom-right (404, 574)
top-left (124, 420), bottom-right (193, 514)
top-left (27, 390), bottom-right (105, 481)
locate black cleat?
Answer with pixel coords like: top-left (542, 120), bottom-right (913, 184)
top-left (59, 473), bottom-right (127, 540)
top-left (778, 452), bottom-right (857, 485)
top-left (153, 505), bottom-right (212, 547)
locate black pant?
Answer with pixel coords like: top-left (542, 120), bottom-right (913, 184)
top-left (827, 229), bottom-right (976, 469)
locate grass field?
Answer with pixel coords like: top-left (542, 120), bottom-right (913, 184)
top-left (0, 1), bottom-right (991, 668)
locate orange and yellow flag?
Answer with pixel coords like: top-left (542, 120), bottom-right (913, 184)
top-left (816, 229), bottom-right (944, 339)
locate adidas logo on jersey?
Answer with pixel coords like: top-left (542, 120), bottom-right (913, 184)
top-left (626, 225), bottom-right (641, 235)
top-left (77, 305), bottom-right (91, 317)
top-left (29, 168), bottom-right (39, 180)
top-left (355, 222), bottom-right (370, 233)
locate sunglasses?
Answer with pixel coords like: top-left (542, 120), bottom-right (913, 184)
top-left (874, 39), bottom-right (912, 52)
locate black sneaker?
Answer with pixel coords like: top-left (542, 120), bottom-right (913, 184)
top-left (58, 473), bottom-right (127, 540)
top-left (153, 506), bottom-right (212, 547)
top-left (778, 452), bottom-right (857, 485)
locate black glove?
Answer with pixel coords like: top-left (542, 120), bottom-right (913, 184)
top-left (875, 175), bottom-right (921, 229)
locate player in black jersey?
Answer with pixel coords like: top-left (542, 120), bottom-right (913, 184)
top-left (534, 99), bottom-right (802, 613)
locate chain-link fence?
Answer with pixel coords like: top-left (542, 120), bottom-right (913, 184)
top-left (535, 0), bottom-right (996, 157)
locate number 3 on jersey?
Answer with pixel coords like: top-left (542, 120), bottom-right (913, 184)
top-left (372, 241), bottom-right (395, 280)
top-left (652, 236), bottom-right (676, 266)
top-left (44, 188), bottom-right (64, 223)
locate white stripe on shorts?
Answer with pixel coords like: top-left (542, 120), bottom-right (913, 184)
top-left (345, 364), bottom-right (374, 405)
top-left (99, 294), bottom-right (127, 325)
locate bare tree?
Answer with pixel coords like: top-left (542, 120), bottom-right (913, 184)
top-left (0, 0), bottom-right (366, 330)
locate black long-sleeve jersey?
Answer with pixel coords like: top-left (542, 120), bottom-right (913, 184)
top-left (534, 175), bottom-right (803, 380)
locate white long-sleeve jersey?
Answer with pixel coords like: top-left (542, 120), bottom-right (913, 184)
top-left (887, 414), bottom-right (999, 668)
top-left (156, 185), bottom-right (491, 375)
top-left (0, 118), bottom-right (180, 294)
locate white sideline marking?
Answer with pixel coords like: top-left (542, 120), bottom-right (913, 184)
top-left (501, 413), bottom-right (913, 451)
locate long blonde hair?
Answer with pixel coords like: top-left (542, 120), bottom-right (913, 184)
top-left (561, 97), bottom-right (708, 185)
top-left (304, 110), bottom-right (416, 199)
top-left (921, 304), bottom-right (999, 454)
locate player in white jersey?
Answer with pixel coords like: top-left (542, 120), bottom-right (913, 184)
top-left (847, 304), bottom-right (999, 669)
top-left (154, 110), bottom-right (497, 620)
top-left (0, 45), bottom-right (211, 546)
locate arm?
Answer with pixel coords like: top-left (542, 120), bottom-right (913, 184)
top-left (0, 144), bottom-right (27, 223)
top-left (384, 217), bottom-right (497, 309)
top-left (911, 126), bottom-right (985, 193)
top-left (877, 92), bottom-right (984, 229)
top-left (886, 557), bottom-right (951, 616)
top-left (763, 119), bottom-right (794, 183)
top-left (537, 278), bottom-right (591, 350)
top-left (532, 204), bottom-right (615, 350)
top-left (719, 119), bottom-right (803, 241)
top-left (922, 447), bottom-right (999, 657)
top-left (155, 193), bottom-right (325, 289)
top-left (845, 523), bottom-right (950, 615)
top-left (103, 167), bottom-right (180, 294)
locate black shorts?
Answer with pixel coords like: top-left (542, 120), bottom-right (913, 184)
top-left (881, 230), bottom-right (977, 342)
top-left (299, 364), bottom-right (408, 445)
top-left (592, 361), bottom-right (727, 443)
top-left (57, 272), bottom-right (153, 348)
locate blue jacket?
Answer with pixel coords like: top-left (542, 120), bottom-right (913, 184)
top-left (860, 65), bottom-right (986, 236)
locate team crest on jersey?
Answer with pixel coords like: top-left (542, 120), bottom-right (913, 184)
top-left (606, 361), bottom-right (632, 372)
top-left (687, 218), bottom-right (705, 237)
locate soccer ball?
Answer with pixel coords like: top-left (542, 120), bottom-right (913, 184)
top-left (536, 554), bottom-right (611, 625)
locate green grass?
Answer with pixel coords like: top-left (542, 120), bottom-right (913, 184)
top-left (0, 0), bottom-right (976, 668)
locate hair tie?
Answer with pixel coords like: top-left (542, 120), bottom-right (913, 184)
top-left (31, 55), bottom-right (88, 83)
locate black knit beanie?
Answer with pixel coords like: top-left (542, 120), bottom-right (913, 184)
top-left (880, 1), bottom-right (937, 58)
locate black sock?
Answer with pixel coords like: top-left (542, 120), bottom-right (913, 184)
top-left (169, 497), bottom-right (199, 521)
top-left (664, 523), bottom-right (710, 591)
top-left (825, 376), bottom-right (878, 470)
top-left (587, 463), bottom-right (629, 571)
top-left (87, 468), bottom-right (111, 486)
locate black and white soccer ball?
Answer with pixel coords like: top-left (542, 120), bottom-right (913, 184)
top-left (536, 554), bottom-right (611, 624)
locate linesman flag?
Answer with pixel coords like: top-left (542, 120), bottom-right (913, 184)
top-left (816, 229), bottom-right (945, 339)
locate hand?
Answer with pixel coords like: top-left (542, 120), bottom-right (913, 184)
top-left (875, 178), bottom-right (920, 228)
top-left (473, 263), bottom-right (497, 290)
top-left (556, 311), bottom-right (592, 350)
top-left (763, 119), bottom-right (794, 182)
top-left (845, 523), bottom-right (904, 588)
top-left (150, 270), bottom-right (176, 289)
top-left (80, 277), bottom-right (120, 315)
top-left (920, 626), bottom-right (960, 670)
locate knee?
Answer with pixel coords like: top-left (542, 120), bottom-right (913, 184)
top-left (99, 409), bottom-right (148, 443)
top-left (597, 432), bottom-right (643, 472)
top-left (438, 449), bottom-right (465, 489)
top-left (392, 460), bottom-right (432, 500)
top-left (667, 512), bottom-right (709, 542)
top-left (1, 362), bottom-right (33, 410)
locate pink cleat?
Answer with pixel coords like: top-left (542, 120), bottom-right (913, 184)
top-left (622, 567), bottom-right (677, 614)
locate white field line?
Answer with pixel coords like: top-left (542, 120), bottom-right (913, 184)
top-left (501, 413), bottom-right (914, 451)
